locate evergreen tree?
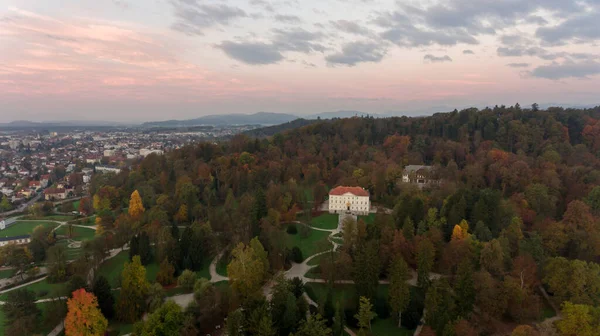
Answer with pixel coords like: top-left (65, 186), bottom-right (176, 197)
top-left (353, 242), bottom-right (381, 300)
top-left (424, 279), bottom-right (456, 335)
top-left (416, 238), bottom-right (435, 289)
top-left (129, 235), bottom-right (139, 261)
top-left (332, 302), bottom-right (345, 336)
top-left (138, 232), bottom-right (152, 265)
top-left (454, 260), bottom-right (475, 316)
top-left (388, 257), bottom-right (410, 327)
top-left (92, 276), bottom-right (115, 319)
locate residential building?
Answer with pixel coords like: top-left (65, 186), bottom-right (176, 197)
top-left (328, 186), bottom-right (370, 215)
top-left (44, 188), bottom-right (67, 200)
top-left (96, 165), bottom-right (121, 174)
top-left (0, 235), bottom-right (31, 247)
top-left (402, 165), bottom-right (438, 187)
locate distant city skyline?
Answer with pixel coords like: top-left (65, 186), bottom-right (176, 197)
top-left (1, 0), bottom-right (599, 122)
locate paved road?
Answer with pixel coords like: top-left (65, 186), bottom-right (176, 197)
top-left (0, 193), bottom-right (42, 217)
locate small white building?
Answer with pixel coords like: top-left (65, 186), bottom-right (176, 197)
top-left (139, 149), bottom-right (164, 157)
top-left (328, 186), bottom-right (370, 216)
top-left (0, 235), bottom-right (31, 247)
top-left (96, 166), bottom-right (121, 174)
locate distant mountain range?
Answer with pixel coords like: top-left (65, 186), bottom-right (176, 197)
top-left (0, 120), bottom-right (129, 128)
top-left (4, 104), bottom-right (598, 129)
top-left (142, 111), bottom-right (378, 128)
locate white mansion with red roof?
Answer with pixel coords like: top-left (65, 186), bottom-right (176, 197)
top-left (328, 186), bottom-right (370, 215)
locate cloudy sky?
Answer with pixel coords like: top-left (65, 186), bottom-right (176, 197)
top-left (1, 0), bottom-right (599, 122)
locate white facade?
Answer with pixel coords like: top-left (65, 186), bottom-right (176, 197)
top-left (0, 236), bottom-right (31, 247)
top-left (96, 166), bottom-right (121, 174)
top-left (328, 187), bottom-right (370, 216)
top-left (140, 149), bottom-right (164, 157)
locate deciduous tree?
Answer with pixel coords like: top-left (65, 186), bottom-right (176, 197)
top-left (65, 289), bottom-right (108, 336)
top-left (1, 289), bottom-right (40, 335)
top-left (116, 256), bottom-right (150, 322)
top-left (128, 190), bottom-right (145, 220)
top-left (355, 296), bottom-right (376, 334)
top-left (134, 300), bottom-right (184, 336)
top-left (388, 256), bottom-right (410, 327)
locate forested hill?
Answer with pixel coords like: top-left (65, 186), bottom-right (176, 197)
top-left (83, 104), bottom-right (600, 335)
top-left (242, 118), bottom-right (319, 138)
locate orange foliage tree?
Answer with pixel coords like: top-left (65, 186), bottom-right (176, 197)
top-left (65, 289), bottom-right (108, 336)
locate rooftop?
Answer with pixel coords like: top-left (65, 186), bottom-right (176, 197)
top-left (329, 186), bottom-right (369, 197)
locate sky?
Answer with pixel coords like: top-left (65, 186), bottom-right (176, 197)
top-left (1, 0), bottom-right (599, 122)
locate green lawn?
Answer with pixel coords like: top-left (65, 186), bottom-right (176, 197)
top-left (540, 301), bottom-right (557, 320)
top-left (73, 200), bottom-right (81, 211)
top-left (0, 278), bottom-right (67, 301)
top-left (45, 215), bottom-right (75, 221)
top-left (358, 213), bottom-right (376, 224)
top-left (0, 269), bottom-right (14, 279)
top-left (55, 239), bottom-right (83, 261)
top-left (55, 225), bottom-right (96, 241)
top-left (305, 283), bottom-right (413, 336)
top-left (371, 317), bottom-right (413, 336)
top-left (21, 215), bottom-right (75, 221)
top-left (96, 250), bottom-right (159, 287)
top-left (107, 320), bottom-right (134, 336)
top-left (196, 260), bottom-right (211, 280)
top-left (68, 215), bottom-right (96, 226)
top-left (0, 302), bottom-right (61, 336)
top-left (306, 251), bottom-right (337, 266)
top-left (216, 254), bottom-right (229, 277)
top-left (285, 228), bottom-right (332, 261)
top-left (0, 221), bottom-right (58, 238)
top-left (310, 213), bottom-right (339, 230)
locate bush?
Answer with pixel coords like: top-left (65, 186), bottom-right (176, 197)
top-left (177, 270), bottom-right (197, 291)
top-left (291, 246), bottom-right (303, 263)
top-left (287, 224), bottom-right (298, 234)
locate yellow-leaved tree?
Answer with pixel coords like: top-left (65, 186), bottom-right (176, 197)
top-left (227, 238), bottom-right (268, 299)
top-left (128, 190), bottom-right (145, 220)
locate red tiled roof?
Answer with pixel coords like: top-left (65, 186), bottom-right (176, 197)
top-left (44, 188), bottom-right (66, 195)
top-left (329, 186), bottom-right (369, 197)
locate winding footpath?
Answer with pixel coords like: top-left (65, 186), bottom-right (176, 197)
top-left (168, 252), bottom-right (230, 309)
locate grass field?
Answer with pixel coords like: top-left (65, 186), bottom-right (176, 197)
top-left (371, 317), bottom-right (413, 336)
top-left (216, 253), bottom-right (229, 277)
top-left (96, 250), bottom-right (160, 287)
top-left (55, 239), bottom-right (83, 261)
top-left (306, 251), bottom-right (336, 266)
top-left (310, 213), bottom-right (339, 230)
top-left (21, 215), bottom-right (75, 221)
top-left (196, 260), bottom-right (211, 280)
top-left (0, 278), bottom-right (67, 301)
top-left (305, 283), bottom-right (413, 336)
top-left (0, 269), bottom-right (14, 279)
top-left (55, 225), bottom-right (96, 241)
top-left (358, 213), bottom-right (376, 224)
top-left (0, 221), bottom-right (58, 238)
top-left (69, 215), bottom-right (96, 226)
top-left (285, 228), bottom-right (332, 261)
